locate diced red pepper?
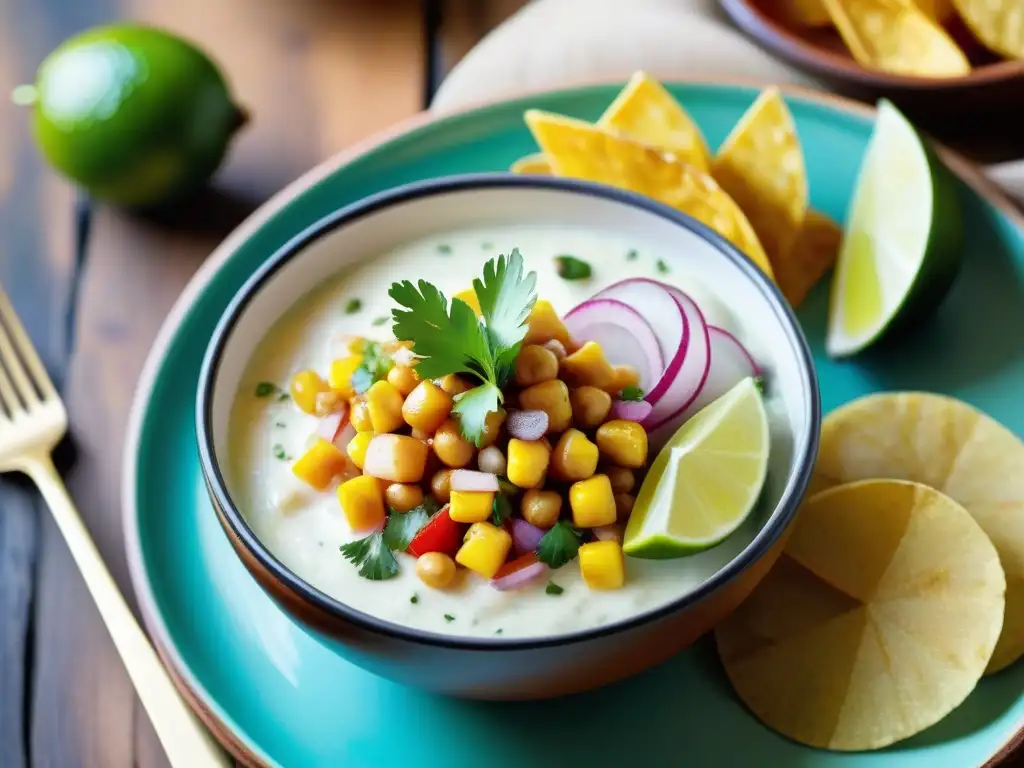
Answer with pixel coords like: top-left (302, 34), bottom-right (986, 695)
top-left (407, 504), bottom-right (464, 558)
top-left (493, 553), bottom-right (538, 581)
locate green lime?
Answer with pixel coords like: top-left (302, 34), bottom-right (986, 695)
top-left (14, 25), bottom-right (247, 207)
top-left (623, 377), bottom-right (770, 559)
top-left (826, 99), bottom-right (962, 358)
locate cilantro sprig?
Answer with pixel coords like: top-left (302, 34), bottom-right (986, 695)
top-left (389, 250), bottom-right (537, 445)
top-left (536, 521), bottom-right (582, 569)
top-left (339, 502), bottom-right (435, 580)
top-left (351, 340), bottom-right (394, 394)
top-left (618, 385), bottom-right (645, 402)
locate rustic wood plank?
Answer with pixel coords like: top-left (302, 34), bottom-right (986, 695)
top-left (28, 1), bottom-right (426, 766)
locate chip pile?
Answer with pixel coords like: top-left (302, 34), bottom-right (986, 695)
top-left (783, 0), bottom-right (1023, 76)
top-left (512, 71), bottom-right (840, 309)
top-left (716, 391), bottom-right (1023, 750)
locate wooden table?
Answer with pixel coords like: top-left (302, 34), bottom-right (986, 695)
top-left (0, 2), bottom-right (524, 765)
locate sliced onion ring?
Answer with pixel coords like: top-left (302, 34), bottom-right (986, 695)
top-left (510, 518), bottom-right (545, 555)
top-left (611, 399), bottom-right (653, 422)
top-left (450, 469), bottom-right (500, 493)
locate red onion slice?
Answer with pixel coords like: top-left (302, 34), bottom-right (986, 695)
top-left (676, 326), bottom-right (759, 423)
top-left (449, 469), bottom-right (500, 493)
top-left (491, 561), bottom-right (549, 591)
top-left (563, 298), bottom-right (664, 390)
top-left (315, 410), bottom-right (345, 442)
top-left (506, 409), bottom-right (549, 441)
top-left (611, 399), bottom-right (653, 422)
top-left (593, 525), bottom-right (624, 542)
top-left (510, 518), bottom-right (546, 556)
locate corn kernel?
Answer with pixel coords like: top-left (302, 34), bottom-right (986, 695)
top-left (569, 474), bottom-right (617, 528)
top-left (386, 483), bottom-right (424, 512)
top-left (524, 300), bottom-right (571, 346)
top-left (289, 369), bottom-right (329, 414)
top-left (611, 364), bottom-right (641, 392)
top-left (455, 522), bottom-right (512, 579)
top-left (346, 431), bottom-right (374, 469)
top-left (579, 540), bottom-right (625, 589)
top-left (453, 288), bottom-right (482, 317)
top-left (507, 438), bottom-right (551, 489)
top-left (433, 418), bottom-right (476, 468)
top-left (551, 429), bottom-right (599, 481)
top-left (561, 342), bottom-right (617, 391)
top-left (346, 336), bottom-right (366, 354)
top-left (518, 379), bottom-right (572, 433)
top-left (292, 439), bottom-right (348, 490)
top-left (366, 380), bottom-right (405, 433)
top-left (363, 434), bottom-right (429, 483)
top-left (570, 386), bottom-right (612, 429)
top-left (437, 374), bottom-right (473, 397)
top-left (402, 379), bottom-right (454, 433)
top-left (350, 399), bottom-right (373, 432)
top-left (596, 420), bottom-right (648, 468)
top-left (386, 365), bottom-right (419, 396)
top-left (337, 475), bottom-right (386, 532)
top-left (449, 490), bottom-right (496, 523)
top-left (328, 355), bottom-right (363, 398)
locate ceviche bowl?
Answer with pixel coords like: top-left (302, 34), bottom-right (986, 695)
top-left (196, 173), bottom-right (820, 699)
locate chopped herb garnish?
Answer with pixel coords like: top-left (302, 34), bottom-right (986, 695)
top-left (345, 298), bottom-right (362, 314)
top-left (278, 392), bottom-right (290, 402)
top-left (272, 443), bottom-right (289, 460)
top-left (619, 386), bottom-right (645, 402)
top-left (444, 614), bottom-right (455, 622)
top-left (754, 376), bottom-right (765, 394)
top-left (545, 581), bottom-right (564, 596)
top-left (275, 421), bottom-right (286, 428)
top-left (536, 521), bottom-right (582, 569)
top-left (481, 241), bottom-right (494, 250)
top-left (382, 503), bottom-right (433, 551)
top-left (495, 628), bottom-right (503, 635)
top-left (656, 259), bottom-right (670, 274)
top-left (389, 250), bottom-right (537, 445)
top-left (410, 594), bottom-right (419, 604)
top-left (339, 533), bottom-right (399, 580)
top-left (371, 316), bottom-right (389, 327)
top-left (350, 340), bottom-right (394, 394)
top-left (626, 249), bottom-right (639, 261)
top-left (491, 491), bottom-right (514, 527)
top-left (255, 382), bottom-right (279, 397)
top-left (554, 254), bottom-right (592, 281)
top-left (437, 244), bottom-right (452, 255)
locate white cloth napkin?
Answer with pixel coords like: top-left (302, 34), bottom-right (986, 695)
top-left (432, 0), bottom-right (1024, 205)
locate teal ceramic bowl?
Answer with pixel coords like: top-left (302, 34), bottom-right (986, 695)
top-left (123, 79), bottom-right (1024, 766)
top-left (195, 173), bottom-right (820, 700)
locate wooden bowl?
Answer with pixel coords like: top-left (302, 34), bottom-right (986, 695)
top-left (718, 0), bottom-right (1024, 161)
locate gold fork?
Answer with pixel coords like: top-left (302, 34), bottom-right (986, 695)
top-left (0, 286), bottom-right (228, 767)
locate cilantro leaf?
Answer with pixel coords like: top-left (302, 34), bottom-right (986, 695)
top-left (536, 521), bottom-right (582, 569)
top-left (452, 383), bottom-right (502, 447)
top-left (255, 381), bottom-right (279, 397)
top-left (619, 385), bottom-right (645, 401)
top-left (351, 340), bottom-right (393, 394)
top-left (382, 503), bottom-right (434, 551)
top-left (492, 491), bottom-right (514, 526)
top-left (339, 533), bottom-right (399, 580)
top-left (389, 279), bottom-right (493, 382)
top-left (545, 580), bottom-right (564, 595)
top-left (472, 249), bottom-right (537, 381)
top-left (754, 376), bottom-right (766, 394)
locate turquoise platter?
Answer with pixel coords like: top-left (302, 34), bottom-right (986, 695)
top-left (123, 79), bottom-right (1024, 767)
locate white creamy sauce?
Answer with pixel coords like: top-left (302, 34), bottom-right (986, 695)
top-left (228, 224), bottom-right (782, 639)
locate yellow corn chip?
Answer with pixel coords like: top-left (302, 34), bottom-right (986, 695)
top-left (778, 0), bottom-right (834, 26)
top-left (914, 0), bottom-right (956, 23)
top-left (712, 88), bottom-right (809, 263)
top-left (510, 153), bottom-right (552, 175)
top-left (524, 110), bottom-right (773, 279)
top-left (597, 71), bottom-right (712, 172)
top-left (822, 0), bottom-right (971, 76)
top-left (773, 209), bottom-right (842, 307)
top-left (951, 0), bottom-right (1024, 59)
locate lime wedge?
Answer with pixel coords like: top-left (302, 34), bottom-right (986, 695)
top-left (623, 377), bottom-right (769, 558)
top-left (826, 99), bottom-right (962, 358)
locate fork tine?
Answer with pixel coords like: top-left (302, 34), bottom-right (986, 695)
top-left (0, 284), bottom-right (56, 401)
top-left (0, 305), bottom-right (39, 408)
top-left (0, 354), bottom-right (21, 418)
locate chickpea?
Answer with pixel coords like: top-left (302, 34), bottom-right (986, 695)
top-left (518, 379), bottom-right (572, 433)
top-left (543, 339), bottom-right (567, 361)
top-left (386, 483), bottom-right (424, 512)
top-left (478, 445), bottom-right (507, 476)
top-left (416, 552), bottom-right (457, 589)
top-left (570, 386), bottom-right (612, 430)
top-left (606, 466), bottom-right (635, 495)
top-left (430, 468), bottom-right (452, 503)
top-left (314, 390), bottom-right (342, 417)
top-left (521, 489), bottom-right (562, 529)
top-left (386, 365), bottom-right (419, 396)
top-left (433, 418), bottom-right (476, 467)
top-left (437, 374), bottom-right (473, 397)
top-left (515, 344), bottom-right (560, 387)
top-left (479, 408), bottom-right (507, 448)
top-left (615, 493), bottom-right (635, 521)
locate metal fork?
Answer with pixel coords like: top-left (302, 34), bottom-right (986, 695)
top-left (0, 286), bottom-right (228, 767)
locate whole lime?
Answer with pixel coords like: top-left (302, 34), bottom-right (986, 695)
top-left (15, 24), bottom-right (247, 207)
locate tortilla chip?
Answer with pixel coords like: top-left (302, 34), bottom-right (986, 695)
top-left (773, 209), bottom-right (842, 307)
top-left (524, 109), bottom-right (773, 279)
top-left (598, 71), bottom-right (711, 172)
top-left (951, 0), bottom-right (1024, 59)
top-left (823, 0), bottom-right (971, 76)
top-left (778, 0), bottom-right (834, 26)
top-left (712, 88), bottom-right (809, 262)
top-left (717, 479), bottom-right (1004, 750)
top-left (510, 153), bottom-right (552, 175)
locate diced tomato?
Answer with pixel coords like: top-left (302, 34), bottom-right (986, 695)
top-left (493, 553), bottom-right (538, 581)
top-left (407, 504), bottom-right (464, 558)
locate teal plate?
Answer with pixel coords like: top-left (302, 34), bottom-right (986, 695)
top-left (123, 79), bottom-right (1024, 767)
